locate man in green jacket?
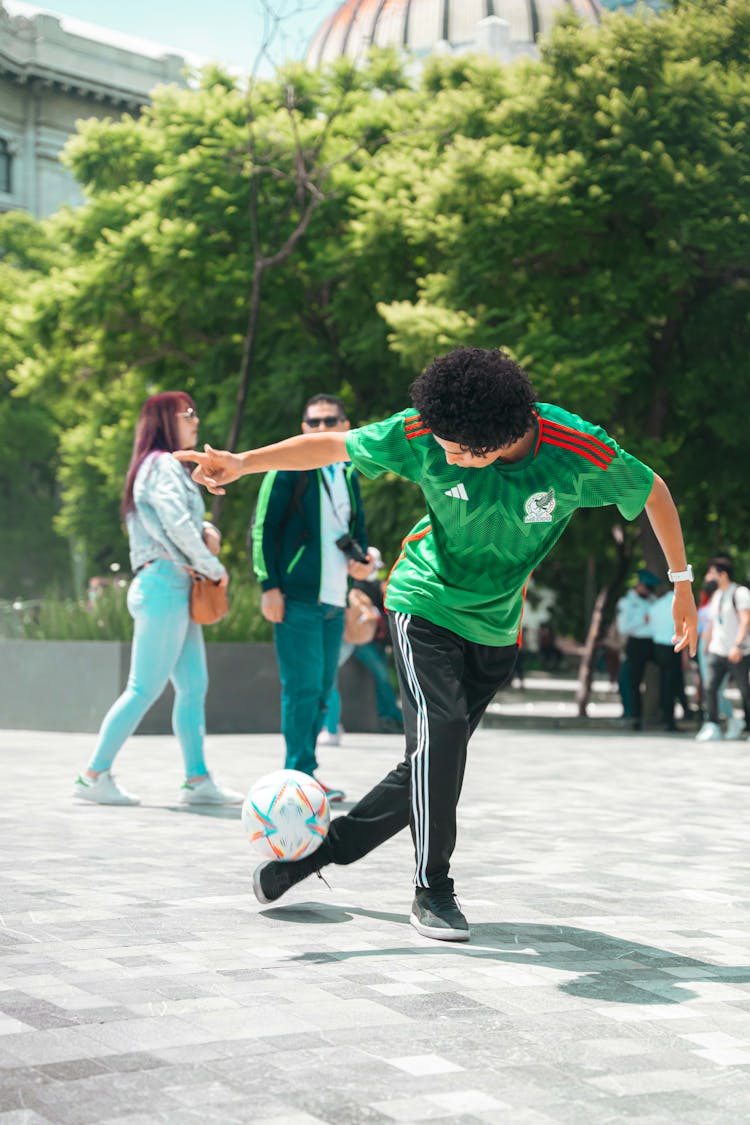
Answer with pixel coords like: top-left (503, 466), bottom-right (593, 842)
top-left (251, 394), bottom-right (371, 801)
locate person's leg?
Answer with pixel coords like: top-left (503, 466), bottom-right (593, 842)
top-left (86, 563), bottom-right (190, 774)
top-left (719, 675), bottom-right (734, 720)
top-left (320, 640), bottom-right (353, 741)
top-left (705, 653), bottom-right (728, 725)
top-left (170, 620), bottom-right (209, 778)
top-left (354, 642), bottom-right (403, 722)
top-left (675, 652), bottom-right (690, 715)
top-left (726, 655), bottom-right (750, 729)
top-left (312, 605), bottom-right (346, 744)
top-left (319, 616), bottom-right (516, 883)
top-left (619, 656), bottom-right (632, 718)
top-left (252, 615), bottom-right (516, 932)
top-left (274, 600), bottom-right (325, 775)
top-left (294, 612), bottom-right (474, 874)
top-left (323, 683), bottom-right (342, 736)
top-left (465, 643), bottom-right (519, 737)
top-left (627, 638), bottom-right (650, 727)
top-left (672, 649), bottom-right (688, 722)
top-left (170, 623), bottom-right (244, 803)
top-left (652, 644), bottom-right (675, 729)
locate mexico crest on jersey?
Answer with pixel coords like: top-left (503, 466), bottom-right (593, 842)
top-left (524, 488), bottom-right (556, 523)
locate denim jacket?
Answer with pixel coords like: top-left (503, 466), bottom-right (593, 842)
top-left (127, 452), bottom-right (225, 581)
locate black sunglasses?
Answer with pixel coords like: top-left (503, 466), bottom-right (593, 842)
top-left (304, 415), bottom-right (343, 428)
top-left (177, 407), bottom-right (199, 420)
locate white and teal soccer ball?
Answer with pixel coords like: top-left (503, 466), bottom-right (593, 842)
top-left (242, 769), bottom-right (330, 861)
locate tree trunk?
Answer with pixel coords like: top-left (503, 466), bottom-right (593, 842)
top-left (210, 263), bottom-right (264, 525)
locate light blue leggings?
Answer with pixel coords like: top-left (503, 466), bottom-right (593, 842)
top-left (88, 559), bottom-right (209, 777)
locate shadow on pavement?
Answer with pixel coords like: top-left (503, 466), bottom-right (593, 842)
top-left (265, 901), bottom-right (750, 1005)
top-left (163, 804), bottom-right (242, 819)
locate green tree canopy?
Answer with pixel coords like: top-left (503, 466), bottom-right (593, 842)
top-left (5, 0), bottom-right (750, 636)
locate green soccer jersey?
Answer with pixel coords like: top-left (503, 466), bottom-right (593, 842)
top-left (345, 404), bottom-right (654, 646)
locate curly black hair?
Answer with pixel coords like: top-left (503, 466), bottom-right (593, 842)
top-left (410, 347), bottom-right (537, 456)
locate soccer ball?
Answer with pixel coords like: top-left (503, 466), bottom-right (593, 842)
top-left (241, 769), bottom-right (330, 861)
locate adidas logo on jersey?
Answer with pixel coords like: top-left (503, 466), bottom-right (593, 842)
top-left (444, 483), bottom-right (468, 501)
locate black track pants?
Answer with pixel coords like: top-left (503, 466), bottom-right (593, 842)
top-left (319, 613), bottom-right (518, 892)
top-left (626, 636), bottom-right (654, 724)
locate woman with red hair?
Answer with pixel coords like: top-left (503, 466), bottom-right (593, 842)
top-left (73, 392), bottom-right (241, 807)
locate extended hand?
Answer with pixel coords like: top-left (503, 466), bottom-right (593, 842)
top-left (672, 585), bottom-right (698, 656)
top-left (174, 444), bottom-right (244, 496)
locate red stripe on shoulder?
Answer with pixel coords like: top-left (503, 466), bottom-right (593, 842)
top-left (404, 415), bottom-right (432, 439)
top-left (540, 418), bottom-right (614, 460)
top-left (540, 434), bottom-right (612, 470)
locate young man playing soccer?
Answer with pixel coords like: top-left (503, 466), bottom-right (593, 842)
top-left (177, 347), bottom-right (697, 943)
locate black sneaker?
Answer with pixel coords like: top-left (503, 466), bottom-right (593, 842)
top-left (409, 887), bottom-right (470, 942)
top-left (252, 855), bottom-right (325, 904)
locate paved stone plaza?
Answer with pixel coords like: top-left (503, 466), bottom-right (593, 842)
top-left (3, 725), bottom-right (750, 1124)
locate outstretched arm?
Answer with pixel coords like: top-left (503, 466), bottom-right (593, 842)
top-left (175, 432), bottom-right (349, 495)
top-left (644, 473), bottom-right (698, 655)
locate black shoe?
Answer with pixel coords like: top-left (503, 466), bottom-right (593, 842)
top-left (253, 854), bottom-right (325, 904)
top-left (409, 887), bottom-right (470, 942)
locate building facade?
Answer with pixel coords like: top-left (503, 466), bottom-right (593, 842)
top-left (0, 2), bottom-right (186, 217)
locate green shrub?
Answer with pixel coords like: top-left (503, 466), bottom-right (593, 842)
top-left (0, 579), bottom-right (272, 643)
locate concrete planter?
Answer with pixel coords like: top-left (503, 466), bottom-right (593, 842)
top-left (0, 640), bottom-right (378, 734)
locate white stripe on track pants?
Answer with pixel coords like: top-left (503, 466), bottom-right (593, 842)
top-left (317, 613), bottom-right (518, 892)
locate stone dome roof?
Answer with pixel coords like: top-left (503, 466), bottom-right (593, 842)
top-left (307, 0), bottom-right (606, 67)
top-left (307, 0), bottom-right (667, 67)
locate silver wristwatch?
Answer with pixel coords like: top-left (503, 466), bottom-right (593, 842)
top-left (667, 564), bottom-right (694, 583)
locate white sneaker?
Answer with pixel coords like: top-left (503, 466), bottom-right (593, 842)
top-left (317, 728), bottom-right (341, 747)
top-left (180, 774), bottom-right (244, 805)
top-left (725, 716), bottom-right (747, 741)
top-left (695, 722), bottom-right (723, 743)
top-left (73, 771), bottom-right (140, 806)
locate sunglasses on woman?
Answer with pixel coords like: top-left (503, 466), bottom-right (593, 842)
top-left (177, 408), bottom-right (199, 420)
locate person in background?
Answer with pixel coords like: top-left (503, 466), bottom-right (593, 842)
top-left (320, 547), bottom-right (404, 743)
top-left (73, 392), bottom-right (241, 807)
top-left (695, 580), bottom-right (733, 729)
top-left (616, 568), bottom-right (660, 730)
top-left (251, 395), bottom-right (371, 801)
top-left (650, 584), bottom-right (693, 731)
top-left (696, 556), bottom-right (750, 742)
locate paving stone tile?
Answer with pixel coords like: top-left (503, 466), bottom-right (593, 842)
top-left (0, 1112), bottom-right (54, 1124)
top-left (384, 1054), bottom-right (463, 1076)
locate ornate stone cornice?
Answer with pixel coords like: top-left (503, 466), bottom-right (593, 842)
top-left (0, 0), bottom-right (186, 109)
